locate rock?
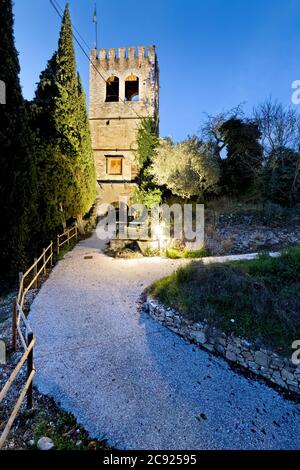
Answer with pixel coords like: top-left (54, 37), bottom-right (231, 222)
top-left (270, 357), bottom-right (285, 370)
top-left (241, 339), bottom-right (251, 349)
top-left (236, 356), bottom-right (247, 367)
top-left (254, 351), bottom-right (270, 368)
top-left (190, 331), bottom-right (207, 345)
top-left (286, 380), bottom-right (299, 388)
top-left (272, 370), bottom-right (282, 380)
top-left (165, 311), bottom-right (174, 318)
top-left (248, 361), bottom-right (259, 372)
top-left (215, 344), bottom-right (225, 354)
top-left (37, 437), bottom-right (54, 451)
top-left (227, 344), bottom-right (241, 355)
top-left (216, 337), bottom-right (227, 347)
top-left (281, 369), bottom-right (295, 382)
top-left (226, 350), bottom-right (237, 362)
top-left (242, 351), bottom-right (254, 361)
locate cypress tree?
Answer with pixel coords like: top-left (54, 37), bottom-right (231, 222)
top-left (75, 74), bottom-right (96, 229)
top-left (0, 0), bottom-right (37, 284)
top-left (32, 3), bottom-right (95, 235)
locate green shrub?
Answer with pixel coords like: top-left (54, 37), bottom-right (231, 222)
top-left (184, 248), bottom-right (208, 258)
top-left (166, 248), bottom-right (183, 259)
top-left (166, 247), bottom-right (208, 259)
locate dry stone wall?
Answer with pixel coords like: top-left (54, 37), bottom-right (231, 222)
top-left (143, 297), bottom-right (300, 396)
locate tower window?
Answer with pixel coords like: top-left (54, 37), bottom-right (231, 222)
top-left (106, 76), bottom-right (119, 102)
top-left (106, 156), bottom-right (123, 175)
top-left (125, 74), bottom-right (139, 102)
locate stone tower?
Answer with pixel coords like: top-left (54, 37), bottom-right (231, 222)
top-left (89, 46), bottom-right (159, 205)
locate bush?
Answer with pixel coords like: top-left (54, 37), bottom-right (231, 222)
top-left (131, 187), bottom-right (162, 209)
top-left (166, 247), bottom-right (208, 259)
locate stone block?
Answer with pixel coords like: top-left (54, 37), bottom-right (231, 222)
top-left (190, 330), bottom-right (207, 345)
top-left (226, 350), bottom-right (237, 362)
top-left (281, 369), bottom-right (295, 382)
top-left (254, 351), bottom-right (270, 368)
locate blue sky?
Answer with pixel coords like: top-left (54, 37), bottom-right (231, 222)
top-left (13, 0), bottom-right (300, 141)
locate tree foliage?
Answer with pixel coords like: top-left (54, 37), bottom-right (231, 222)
top-left (265, 147), bottom-right (300, 206)
top-left (151, 137), bottom-right (221, 200)
top-left (253, 99), bottom-right (300, 205)
top-left (253, 99), bottom-right (300, 156)
top-left (220, 118), bottom-right (263, 194)
top-left (133, 117), bottom-right (162, 207)
top-left (0, 0), bottom-right (37, 280)
top-left (31, 4), bottom-right (95, 237)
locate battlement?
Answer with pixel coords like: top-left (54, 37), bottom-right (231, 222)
top-left (90, 45), bottom-right (156, 63)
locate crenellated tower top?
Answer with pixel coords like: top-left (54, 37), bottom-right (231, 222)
top-left (90, 45), bottom-right (156, 64)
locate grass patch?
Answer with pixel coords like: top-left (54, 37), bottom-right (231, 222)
top-left (53, 240), bottom-right (76, 263)
top-left (150, 246), bottom-right (300, 354)
top-left (17, 397), bottom-right (109, 450)
top-left (166, 247), bottom-right (208, 259)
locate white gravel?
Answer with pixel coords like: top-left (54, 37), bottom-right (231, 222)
top-left (29, 233), bottom-right (300, 450)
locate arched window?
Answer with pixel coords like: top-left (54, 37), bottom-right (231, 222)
top-left (125, 74), bottom-right (139, 102)
top-left (106, 76), bottom-right (119, 102)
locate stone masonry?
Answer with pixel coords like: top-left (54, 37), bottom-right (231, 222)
top-left (144, 297), bottom-right (300, 397)
top-left (89, 46), bottom-right (159, 206)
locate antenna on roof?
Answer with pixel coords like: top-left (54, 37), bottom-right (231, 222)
top-left (92, 2), bottom-right (98, 58)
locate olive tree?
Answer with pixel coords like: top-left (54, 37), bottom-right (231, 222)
top-left (151, 137), bottom-right (221, 199)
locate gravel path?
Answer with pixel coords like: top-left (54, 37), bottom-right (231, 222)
top-left (29, 233), bottom-right (300, 450)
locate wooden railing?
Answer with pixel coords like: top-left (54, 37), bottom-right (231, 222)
top-left (12, 241), bottom-right (53, 351)
top-left (0, 304), bottom-right (35, 449)
top-left (0, 224), bottom-right (78, 449)
top-left (56, 224), bottom-right (78, 256)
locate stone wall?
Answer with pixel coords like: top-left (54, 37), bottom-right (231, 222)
top-left (89, 46), bottom-right (159, 184)
top-left (143, 297), bottom-right (300, 396)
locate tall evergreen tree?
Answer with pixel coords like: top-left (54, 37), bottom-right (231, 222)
top-left (76, 74), bottom-right (96, 228)
top-left (0, 0), bottom-right (37, 284)
top-left (31, 3), bottom-right (95, 236)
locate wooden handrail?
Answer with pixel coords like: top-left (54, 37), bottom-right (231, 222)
top-left (22, 241), bottom-right (53, 279)
top-left (0, 300), bottom-right (36, 450)
top-left (57, 225), bottom-right (77, 239)
top-left (1, 225), bottom-right (79, 449)
top-left (0, 369), bottom-right (35, 450)
top-left (0, 337), bottom-right (35, 404)
top-left (57, 224), bottom-right (78, 255)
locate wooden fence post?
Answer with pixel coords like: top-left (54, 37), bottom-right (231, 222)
top-left (43, 249), bottom-right (46, 275)
top-left (67, 229), bottom-right (70, 247)
top-left (26, 331), bottom-right (34, 410)
top-left (50, 241), bottom-right (53, 266)
top-left (75, 223), bottom-right (78, 242)
top-left (34, 258), bottom-right (38, 289)
top-left (57, 236), bottom-right (60, 256)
